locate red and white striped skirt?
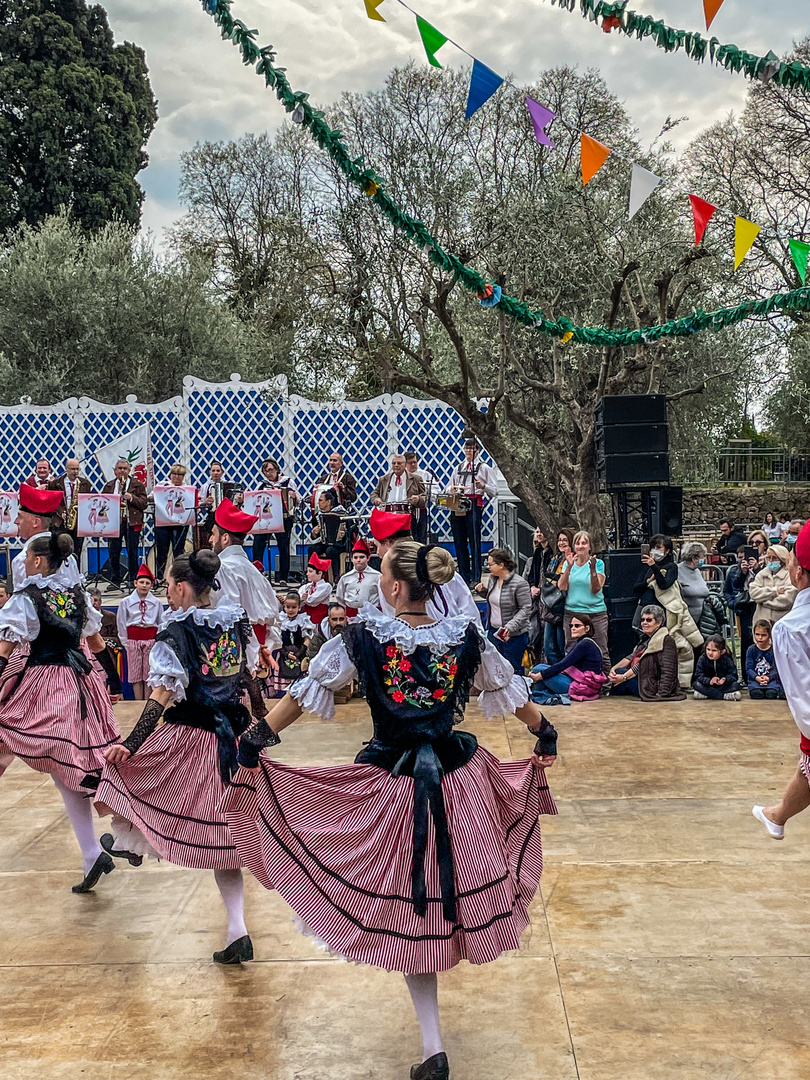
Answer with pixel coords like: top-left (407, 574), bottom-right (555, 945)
top-left (222, 746), bottom-right (557, 973)
top-left (0, 663), bottom-right (120, 791)
top-left (95, 723), bottom-right (241, 870)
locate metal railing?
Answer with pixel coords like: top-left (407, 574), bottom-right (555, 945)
top-left (673, 444), bottom-right (810, 487)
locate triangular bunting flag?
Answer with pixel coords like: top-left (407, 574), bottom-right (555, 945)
top-left (364, 0), bottom-right (385, 21)
top-left (734, 217), bottom-right (761, 269)
top-left (581, 134), bottom-right (611, 186)
top-left (703, 0), bottom-right (725, 30)
top-left (416, 16), bottom-right (447, 68)
top-left (629, 164), bottom-right (663, 219)
top-left (689, 194), bottom-right (717, 245)
top-left (465, 60), bottom-right (504, 120)
top-left (789, 238), bottom-right (810, 284)
top-left (526, 98), bottom-right (556, 148)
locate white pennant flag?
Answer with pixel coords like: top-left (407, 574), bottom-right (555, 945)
top-left (629, 164), bottom-right (663, 219)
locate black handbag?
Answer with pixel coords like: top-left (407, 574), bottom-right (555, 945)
top-left (541, 578), bottom-right (566, 617)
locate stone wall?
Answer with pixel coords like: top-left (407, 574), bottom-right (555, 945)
top-left (683, 486), bottom-right (810, 527)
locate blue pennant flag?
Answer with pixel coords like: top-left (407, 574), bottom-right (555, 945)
top-left (464, 60), bottom-right (504, 120)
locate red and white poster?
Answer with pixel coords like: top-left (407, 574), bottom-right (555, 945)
top-left (241, 489), bottom-right (284, 534)
top-left (153, 484), bottom-right (197, 528)
top-left (77, 492), bottom-right (121, 538)
top-left (0, 492), bottom-right (18, 537)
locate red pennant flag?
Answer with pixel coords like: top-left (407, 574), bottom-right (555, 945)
top-left (703, 0), bottom-right (725, 30)
top-left (689, 194), bottom-right (717, 245)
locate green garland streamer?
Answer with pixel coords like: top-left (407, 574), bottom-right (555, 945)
top-left (549, 0), bottom-right (810, 92)
top-left (200, 0), bottom-right (810, 347)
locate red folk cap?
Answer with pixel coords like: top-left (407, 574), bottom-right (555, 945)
top-left (369, 507), bottom-right (412, 541)
top-left (19, 483), bottom-right (62, 516)
top-left (795, 520), bottom-right (810, 572)
top-left (134, 564), bottom-right (155, 582)
top-left (308, 552), bottom-right (332, 573)
top-left (352, 537), bottom-right (371, 555)
top-left (214, 498), bottom-right (258, 535)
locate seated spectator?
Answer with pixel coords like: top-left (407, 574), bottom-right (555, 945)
top-left (558, 530), bottom-right (609, 673)
top-left (633, 534), bottom-right (678, 611)
top-left (528, 613), bottom-right (607, 703)
top-left (541, 529), bottom-right (574, 667)
top-left (304, 602), bottom-right (352, 705)
top-left (712, 519), bottom-right (747, 563)
top-left (607, 604), bottom-right (685, 701)
top-left (781, 519), bottom-right (803, 547)
top-left (475, 548), bottom-right (533, 674)
top-left (745, 620), bottom-right (784, 700)
top-left (692, 635), bottom-right (741, 701)
top-left (761, 512), bottom-right (782, 542)
top-left (724, 549), bottom-right (758, 660)
top-left (634, 534), bottom-right (701, 685)
top-left (677, 541), bottom-right (710, 626)
top-left (747, 529), bottom-right (770, 561)
top-left (748, 544), bottom-right (797, 625)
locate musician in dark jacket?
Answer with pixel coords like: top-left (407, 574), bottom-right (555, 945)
top-left (316, 451), bottom-right (357, 506)
top-left (101, 459), bottom-right (148, 587)
top-left (49, 458), bottom-right (92, 558)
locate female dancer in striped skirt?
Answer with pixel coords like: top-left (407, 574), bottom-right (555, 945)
top-left (0, 532), bottom-right (123, 892)
top-left (94, 549), bottom-right (265, 964)
top-left (225, 542), bottom-right (558, 1080)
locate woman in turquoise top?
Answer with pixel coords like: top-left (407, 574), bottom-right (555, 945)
top-left (558, 530), bottom-right (610, 674)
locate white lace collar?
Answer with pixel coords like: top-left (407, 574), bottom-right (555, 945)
top-left (280, 613), bottom-right (313, 630)
top-left (358, 603), bottom-right (474, 654)
top-left (161, 598), bottom-right (245, 629)
top-left (19, 564), bottom-right (79, 591)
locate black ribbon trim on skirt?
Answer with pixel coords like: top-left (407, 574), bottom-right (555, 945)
top-left (165, 701), bottom-right (252, 785)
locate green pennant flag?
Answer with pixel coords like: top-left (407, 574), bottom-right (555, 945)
top-left (789, 238), bottom-right (810, 284)
top-left (416, 15), bottom-right (448, 68)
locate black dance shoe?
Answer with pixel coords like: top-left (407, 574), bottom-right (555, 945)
top-left (100, 832), bottom-right (143, 867)
top-left (71, 852), bottom-right (115, 893)
top-left (212, 935), bottom-right (254, 965)
top-left (410, 1053), bottom-right (449, 1080)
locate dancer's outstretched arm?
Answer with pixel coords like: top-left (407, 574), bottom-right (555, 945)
top-left (104, 687), bottom-right (174, 764)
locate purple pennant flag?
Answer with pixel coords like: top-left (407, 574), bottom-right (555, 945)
top-left (526, 97), bottom-right (555, 148)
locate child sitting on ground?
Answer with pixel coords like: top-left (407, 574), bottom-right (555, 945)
top-left (745, 619), bottom-right (785, 699)
top-left (692, 634), bottom-right (741, 701)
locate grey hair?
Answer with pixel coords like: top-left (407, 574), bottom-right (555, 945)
top-left (680, 541), bottom-right (707, 562)
top-left (641, 604), bottom-right (666, 625)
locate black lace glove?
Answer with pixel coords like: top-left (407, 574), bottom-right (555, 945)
top-left (121, 698), bottom-right (165, 756)
top-left (237, 718), bottom-right (281, 769)
top-left (242, 672), bottom-right (268, 720)
top-left (528, 715), bottom-right (558, 757)
top-left (93, 645), bottom-right (122, 696)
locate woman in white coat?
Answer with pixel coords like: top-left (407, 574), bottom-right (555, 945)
top-left (749, 545), bottom-right (797, 625)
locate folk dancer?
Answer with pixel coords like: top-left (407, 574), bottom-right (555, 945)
top-left (223, 542), bottom-right (558, 1080)
top-left (93, 550), bottom-right (265, 963)
top-left (102, 458), bottom-right (148, 588)
top-left (252, 457), bottom-right (299, 583)
top-left (299, 553), bottom-right (333, 627)
top-left (335, 537), bottom-right (382, 619)
top-left (405, 450), bottom-right (433, 544)
top-left (0, 532), bottom-right (122, 892)
top-left (315, 450), bottom-right (358, 507)
top-left (447, 438), bottom-right (498, 585)
top-left (117, 564), bottom-right (163, 700)
top-left (49, 458), bottom-right (91, 560)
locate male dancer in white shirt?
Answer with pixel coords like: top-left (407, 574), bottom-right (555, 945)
top-left (753, 518), bottom-right (810, 838)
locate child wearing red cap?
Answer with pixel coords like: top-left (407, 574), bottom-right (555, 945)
top-left (299, 554), bottom-right (332, 626)
top-left (335, 537), bottom-right (381, 620)
top-left (116, 565), bottom-right (163, 700)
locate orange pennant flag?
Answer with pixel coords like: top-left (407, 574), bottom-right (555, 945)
top-left (581, 134), bottom-right (611, 186)
top-left (703, 0), bottom-right (725, 30)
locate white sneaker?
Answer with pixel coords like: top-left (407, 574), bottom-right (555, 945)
top-left (752, 805), bottom-right (784, 839)
top-left (724, 691), bottom-right (742, 701)
top-left (692, 690), bottom-right (707, 700)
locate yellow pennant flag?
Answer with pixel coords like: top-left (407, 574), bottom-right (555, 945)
top-left (364, 0), bottom-right (385, 21)
top-left (734, 217), bottom-right (761, 269)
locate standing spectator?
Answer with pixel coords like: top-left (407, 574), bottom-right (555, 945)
top-left (713, 519), bottom-right (747, 563)
top-left (607, 605), bottom-right (685, 701)
top-left (677, 541), bottom-right (710, 626)
top-left (749, 545), bottom-right (797, 625)
top-left (724, 548), bottom-right (758, 663)
top-left (782, 519), bottom-right (803, 548)
top-left (634, 534), bottom-right (679, 613)
top-left (524, 527), bottom-right (553, 655)
top-left (541, 529), bottom-right (573, 667)
top-left (475, 548), bottom-right (532, 674)
top-left (746, 620), bottom-right (784, 700)
top-left (747, 529), bottom-right (770, 560)
top-left (761, 512), bottom-right (782, 543)
top-left (692, 635), bottom-right (741, 701)
top-left (558, 530), bottom-right (609, 673)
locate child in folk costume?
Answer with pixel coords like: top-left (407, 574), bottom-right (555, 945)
top-left (268, 592), bottom-right (314, 697)
top-left (336, 537), bottom-right (382, 620)
top-left (93, 550), bottom-right (268, 964)
top-left (298, 553), bottom-right (332, 626)
top-left (116, 564), bottom-right (163, 700)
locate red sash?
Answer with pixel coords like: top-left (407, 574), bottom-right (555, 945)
top-left (800, 734), bottom-right (810, 756)
top-left (345, 606), bottom-right (359, 619)
top-left (128, 625), bottom-right (157, 641)
top-left (305, 602), bottom-right (328, 625)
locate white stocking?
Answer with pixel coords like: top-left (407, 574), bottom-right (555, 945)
top-left (214, 868), bottom-right (248, 943)
top-left (404, 972), bottom-right (444, 1062)
top-left (53, 776), bottom-right (102, 874)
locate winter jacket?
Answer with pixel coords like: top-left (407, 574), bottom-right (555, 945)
top-left (650, 578), bottom-right (704, 686)
top-left (692, 651), bottom-right (739, 690)
top-left (698, 593), bottom-right (728, 639)
top-left (568, 667), bottom-right (608, 701)
top-left (748, 565), bottom-right (797, 625)
top-left (635, 627), bottom-right (686, 702)
top-left (745, 645), bottom-right (782, 691)
top-left (715, 528), bottom-right (747, 560)
top-left (483, 571), bottom-right (533, 636)
top-left (633, 555), bottom-right (679, 609)
top-left (724, 564), bottom-right (756, 613)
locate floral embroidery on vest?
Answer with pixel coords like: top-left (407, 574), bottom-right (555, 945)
top-left (382, 644), bottom-right (459, 708)
top-left (46, 589), bottom-right (77, 620)
top-left (200, 630), bottom-right (241, 677)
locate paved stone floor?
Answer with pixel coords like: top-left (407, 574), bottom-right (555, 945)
top-left (2, 696), bottom-right (809, 1079)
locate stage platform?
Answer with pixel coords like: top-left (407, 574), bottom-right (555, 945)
top-left (2, 695), bottom-right (808, 1079)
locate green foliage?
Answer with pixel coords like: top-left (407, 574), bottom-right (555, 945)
top-left (0, 0), bottom-right (158, 233)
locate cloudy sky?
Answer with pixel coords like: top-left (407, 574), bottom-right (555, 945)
top-left (102, 0), bottom-right (808, 239)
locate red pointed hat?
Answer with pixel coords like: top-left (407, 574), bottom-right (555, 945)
top-left (134, 564), bottom-right (155, 582)
top-left (369, 507), bottom-right (412, 541)
top-left (795, 520), bottom-right (810, 571)
top-left (214, 497), bottom-right (257, 534)
top-left (308, 552), bottom-right (332, 573)
top-left (19, 483), bottom-right (62, 516)
top-left (352, 536), bottom-right (371, 555)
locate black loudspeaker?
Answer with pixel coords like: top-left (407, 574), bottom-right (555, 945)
top-left (607, 618), bottom-right (639, 665)
top-left (603, 549), bottom-right (644, 663)
top-left (594, 394), bottom-right (670, 490)
top-left (646, 487), bottom-right (683, 537)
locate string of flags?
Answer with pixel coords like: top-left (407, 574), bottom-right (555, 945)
top-left (363, 0), bottom-right (809, 278)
